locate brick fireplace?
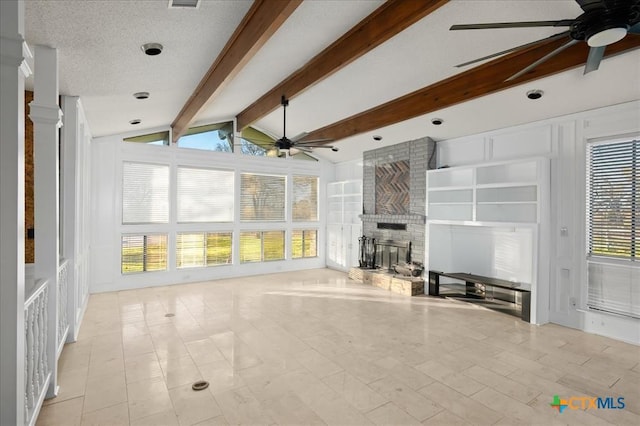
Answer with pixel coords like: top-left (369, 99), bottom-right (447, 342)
top-left (361, 137), bottom-right (436, 265)
top-left (350, 137), bottom-right (436, 296)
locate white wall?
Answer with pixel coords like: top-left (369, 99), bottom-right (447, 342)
top-left (436, 100), bottom-right (640, 344)
top-left (334, 158), bottom-right (363, 181)
top-left (89, 129), bottom-right (335, 293)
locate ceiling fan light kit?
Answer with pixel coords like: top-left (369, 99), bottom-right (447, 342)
top-left (450, 0), bottom-right (640, 79)
top-left (245, 95), bottom-right (339, 158)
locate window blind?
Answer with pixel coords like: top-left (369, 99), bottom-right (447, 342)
top-left (587, 140), bottom-right (638, 260)
top-left (240, 174), bottom-right (285, 221)
top-left (587, 139), bottom-right (639, 318)
top-left (292, 176), bottom-right (318, 221)
top-left (121, 234), bottom-right (167, 273)
top-left (177, 167), bottom-right (234, 222)
top-left (292, 229), bottom-right (317, 258)
top-left (176, 232), bottom-right (232, 268)
top-left (122, 162), bottom-right (169, 224)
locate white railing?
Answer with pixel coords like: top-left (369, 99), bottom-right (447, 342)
top-left (24, 279), bottom-right (51, 426)
top-left (57, 259), bottom-right (70, 355)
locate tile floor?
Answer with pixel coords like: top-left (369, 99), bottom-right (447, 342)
top-left (37, 268), bottom-right (639, 426)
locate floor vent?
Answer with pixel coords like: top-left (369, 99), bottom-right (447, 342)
top-left (168, 0), bottom-right (200, 9)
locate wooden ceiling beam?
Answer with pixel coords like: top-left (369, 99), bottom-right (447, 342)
top-left (301, 36), bottom-right (640, 143)
top-left (171, 0), bottom-right (302, 143)
top-left (235, 0), bottom-right (449, 131)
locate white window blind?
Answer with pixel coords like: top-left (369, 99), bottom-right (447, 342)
top-left (292, 176), bottom-right (318, 221)
top-left (177, 167), bottom-right (234, 222)
top-left (292, 229), bottom-right (317, 258)
top-left (240, 173), bottom-right (285, 221)
top-left (121, 234), bottom-right (168, 273)
top-left (239, 230), bottom-right (285, 263)
top-left (587, 139), bottom-right (639, 318)
top-left (122, 162), bottom-right (169, 224)
top-left (176, 232), bottom-right (232, 268)
top-left (587, 140), bottom-right (638, 260)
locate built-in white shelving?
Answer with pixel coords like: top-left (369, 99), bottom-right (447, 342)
top-left (427, 158), bottom-right (542, 224)
top-left (326, 180), bottom-right (362, 272)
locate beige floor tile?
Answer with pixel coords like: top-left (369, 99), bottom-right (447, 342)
top-left (37, 269), bottom-right (640, 426)
top-left (198, 359), bottom-right (246, 394)
top-left (421, 409), bottom-right (471, 425)
top-left (192, 416), bottom-right (229, 425)
top-left (261, 391), bottom-right (326, 425)
top-left (462, 364), bottom-right (540, 404)
top-left (127, 376), bottom-right (173, 421)
top-left (213, 386), bottom-right (274, 425)
top-left (323, 371), bottom-right (388, 412)
top-left (129, 409), bottom-right (179, 426)
top-left (36, 397), bottom-right (84, 426)
top-left (125, 352), bottom-right (164, 384)
top-left (82, 371), bottom-right (127, 413)
top-left (80, 401), bottom-right (129, 426)
top-left (370, 376), bottom-right (443, 421)
top-left (366, 401), bottom-right (421, 425)
top-left (43, 367), bottom-right (88, 406)
top-left (168, 383), bottom-right (222, 426)
top-left (418, 382), bottom-right (503, 425)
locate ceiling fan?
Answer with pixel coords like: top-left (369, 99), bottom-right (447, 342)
top-left (262, 95), bottom-right (338, 157)
top-left (450, 0), bottom-right (640, 81)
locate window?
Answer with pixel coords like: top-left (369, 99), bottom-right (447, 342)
top-left (587, 139), bottom-right (639, 318)
top-left (177, 121), bottom-right (233, 152)
top-left (239, 231), bottom-right (285, 263)
top-left (240, 127), bottom-right (272, 156)
top-left (240, 173), bottom-right (286, 221)
top-left (587, 139), bottom-right (638, 260)
top-left (121, 234), bottom-right (168, 273)
top-left (293, 176), bottom-right (318, 221)
top-left (177, 167), bottom-right (234, 222)
top-left (176, 232), bottom-right (232, 268)
top-left (292, 230), bottom-right (317, 259)
top-left (122, 162), bottom-right (169, 224)
top-left (124, 131), bottom-right (170, 146)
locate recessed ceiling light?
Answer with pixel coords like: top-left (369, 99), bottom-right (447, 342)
top-left (373, 135), bottom-right (382, 141)
top-left (431, 118), bottom-right (443, 125)
top-left (526, 90), bottom-right (544, 100)
top-left (129, 119), bottom-right (141, 125)
top-left (141, 43), bottom-right (163, 56)
top-left (133, 92), bottom-right (150, 100)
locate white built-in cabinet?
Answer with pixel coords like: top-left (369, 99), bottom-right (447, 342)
top-left (428, 159), bottom-right (541, 225)
top-left (326, 180), bottom-right (362, 272)
top-left (426, 158), bottom-right (550, 324)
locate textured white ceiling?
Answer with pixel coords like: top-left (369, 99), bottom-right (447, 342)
top-left (24, 0), bottom-right (640, 163)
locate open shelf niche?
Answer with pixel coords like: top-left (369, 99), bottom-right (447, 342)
top-left (425, 157), bottom-right (550, 324)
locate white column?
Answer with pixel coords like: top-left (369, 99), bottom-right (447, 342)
top-left (29, 45), bottom-right (63, 398)
top-left (0, 1), bottom-right (30, 424)
top-left (61, 96), bottom-right (79, 341)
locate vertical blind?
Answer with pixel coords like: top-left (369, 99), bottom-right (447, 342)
top-left (292, 176), bottom-right (319, 221)
top-left (240, 173), bottom-right (285, 221)
top-left (177, 167), bottom-right (234, 222)
top-left (122, 162), bottom-right (169, 224)
top-left (587, 139), bottom-right (638, 318)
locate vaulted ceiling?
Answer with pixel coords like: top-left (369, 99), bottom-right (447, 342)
top-left (25, 0), bottom-right (640, 162)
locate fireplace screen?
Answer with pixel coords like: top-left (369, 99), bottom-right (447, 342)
top-left (375, 240), bottom-right (411, 271)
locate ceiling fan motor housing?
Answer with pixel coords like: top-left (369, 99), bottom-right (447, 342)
top-left (570, 1), bottom-right (639, 45)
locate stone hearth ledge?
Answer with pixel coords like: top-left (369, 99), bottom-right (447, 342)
top-left (349, 267), bottom-right (425, 296)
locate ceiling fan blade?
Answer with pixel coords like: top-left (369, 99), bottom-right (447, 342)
top-left (506, 38), bottom-right (579, 82)
top-left (584, 45), bottom-right (605, 74)
top-left (294, 138), bottom-right (334, 145)
top-left (630, 22), bottom-right (640, 34)
top-left (290, 132), bottom-right (308, 142)
top-left (297, 145), bottom-right (339, 152)
top-left (455, 31), bottom-right (571, 68)
top-left (450, 20), bottom-right (574, 31)
top-left (290, 146), bottom-right (313, 155)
